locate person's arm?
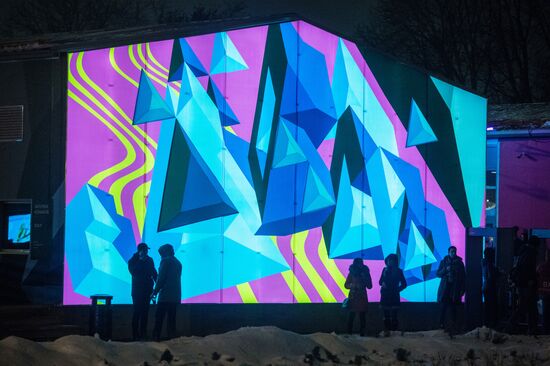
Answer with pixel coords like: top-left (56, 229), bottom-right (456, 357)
top-left (436, 259), bottom-right (447, 278)
top-left (398, 269), bottom-right (407, 292)
top-left (344, 272), bottom-right (352, 290)
top-left (153, 260), bottom-right (166, 295)
top-left (365, 269), bottom-right (373, 290)
top-left (128, 255), bottom-right (138, 276)
top-left (379, 268), bottom-right (386, 287)
top-left (150, 258), bottom-right (158, 282)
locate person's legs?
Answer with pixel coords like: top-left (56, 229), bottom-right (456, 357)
top-left (449, 303), bottom-right (458, 335)
top-left (131, 295), bottom-right (144, 340)
top-left (383, 309), bottom-right (391, 331)
top-left (347, 312), bottom-right (356, 334)
top-left (139, 295), bottom-right (151, 339)
top-left (359, 312), bottom-right (366, 336)
top-left (166, 303), bottom-right (177, 338)
top-left (153, 302), bottom-right (167, 341)
top-left (526, 288), bottom-right (538, 335)
top-left (439, 302), bottom-right (448, 329)
top-left (391, 308), bottom-right (399, 331)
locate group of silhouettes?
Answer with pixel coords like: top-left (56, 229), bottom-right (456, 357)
top-left (128, 243), bottom-right (181, 341)
top-left (344, 246), bottom-right (465, 337)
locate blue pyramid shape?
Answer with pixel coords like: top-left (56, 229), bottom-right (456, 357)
top-left (180, 38), bottom-right (208, 77)
top-left (211, 32), bottom-right (248, 75)
top-left (303, 167), bottom-right (335, 213)
top-left (256, 69), bottom-right (276, 154)
top-left (158, 123), bottom-right (237, 231)
top-left (133, 70), bottom-right (173, 125)
top-left (406, 99), bottom-right (437, 147)
top-left (209, 78), bottom-right (240, 126)
top-left (65, 184), bottom-right (135, 304)
top-left (272, 119), bottom-right (307, 168)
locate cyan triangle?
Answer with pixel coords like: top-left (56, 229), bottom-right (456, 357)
top-left (211, 32), bottom-right (248, 75)
top-left (272, 119), bottom-right (307, 168)
top-left (133, 70), bottom-right (173, 125)
top-left (256, 69), bottom-right (276, 153)
top-left (165, 86), bottom-right (179, 114)
top-left (406, 99), bottom-right (437, 147)
top-left (380, 150), bottom-right (405, 208)
top-left (405, 222), bottom-right (437, 270)
top-left (303, 168), bottom-right (335, 213)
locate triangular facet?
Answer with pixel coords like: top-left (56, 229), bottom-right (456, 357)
top-left (272, 119), bottom-right (307, 168)
top-left (210, 32), bottom-right (248, 75)
top-left (406, 99), bottom-right (437, 147)
top-left (303, 168), bottom-right (335, 213)
top-left (133, 70), bottom-right (173, 125)
top-left (180, 38), bottom-right (208, 77)
top-left (207, 78), bottom-right (240, 126)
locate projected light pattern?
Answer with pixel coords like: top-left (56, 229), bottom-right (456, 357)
top-left (65, 21), bottom-right (486, 304)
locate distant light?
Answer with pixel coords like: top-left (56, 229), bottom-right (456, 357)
top-left (486, 127), bottom-right (494, 131)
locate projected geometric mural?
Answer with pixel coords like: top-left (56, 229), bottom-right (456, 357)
top-left (65, 20), bottom-right (486, 304)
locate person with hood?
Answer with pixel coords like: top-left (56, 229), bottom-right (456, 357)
top-left (345, 258), bottom-right (372, 336)
top-left (437, 246), bottom-right (466, 335)
top-left (379, 254), bottom-right (407, 335)
top-left (128, 242), bottom-right (157, 340)
top-left (152, 244), bottom-right (182, 341)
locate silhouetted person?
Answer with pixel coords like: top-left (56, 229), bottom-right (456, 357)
top-left (345, 258), bottom-right (372, 336)
top-left (537, 247), bottom-right (550, 334)
top-left (152, 244), bottom-right (182, 341)
top-left (128, 242), bottom-right (157, 340)
top-left (482, 247), bottom-right (500, 329)
top-left (510, 236), bottom-right (539, 334)
top-left (379, 254), bottom-right (407, 336)
top-left (437, 246), bottom-right (466, 336)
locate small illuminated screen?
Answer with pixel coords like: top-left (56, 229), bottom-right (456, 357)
top-left (8, 214), bottom-right (31, 244)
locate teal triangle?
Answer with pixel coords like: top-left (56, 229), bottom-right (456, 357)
top-left (404, 222), bottom-right (436, 270)
top-left (211, 32), bottom-right (248, 75)
top-left (165, 86), bottom-right (179, 114)
top-left (406, 99), bottom-right (437, 147)
top-left (133, 70), bottom-right (173, 125)
top-left (303, 168), bottom-right (335, 213)
top-left (256, 69), bottom-right (276, 153)
top-left (180, 38), bottom-right (208, 77)
top-left (432, 76), bottom-right (486, 227)
top-left (272, 119), bottom-right (307, 168)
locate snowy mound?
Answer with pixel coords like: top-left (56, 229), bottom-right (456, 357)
top-left (1, 326), bottom-right (549, 365)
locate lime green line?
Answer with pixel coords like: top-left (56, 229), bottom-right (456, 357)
top-left (90, 51), bottom-right (158, 150)
top-left (128, 45), bottom-right (167, 88)
top-left (236, 283), bottom-right (258, 303)
top-left (132, 180), bottom-right (150, 238)
top-left (109, 48), bottom-right (139, 87)
top-left (68, 89), bottom-right (134, 190)
top-left (137, 43), bottom-right (168, 80)
top-left (146, 42), bottom-right (169, 73)
top-left (73, 52), bottom-right (156, 215)
top-left (271, 236), bottom-right (311, 303)
top-left (317, 233), bottom-right (347, 296)
top-left (294, 231), bottom-right (336, 302)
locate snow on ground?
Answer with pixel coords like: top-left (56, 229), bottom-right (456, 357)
top-left (1, 326), bottom-right (550, 365)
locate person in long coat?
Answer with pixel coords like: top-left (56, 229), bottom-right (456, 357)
top-left (379, 254), bottom-right (407, 335)
top-left (481, 247), bottom-right (500, 328)
top-left (128, 242), bottom-right (157, 340)
top-left (345, 258), bottom-right (372, 336)
top-left (152, 244), bottom-right (182, 341)
top-left (437, 246), bottom-right (466, 335)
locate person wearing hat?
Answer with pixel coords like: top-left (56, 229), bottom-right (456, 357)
top-left (152, 243), bottom-right (182, 341)
top-left (379, 253), bottom-right (407, 336)
top-left (128, 242), bottom-right (157, 340)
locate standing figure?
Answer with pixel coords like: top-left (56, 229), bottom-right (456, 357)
top-left (437, 246), bottom-right (466, 335)
top-left (509, 236), bottom-right (539, 334)
top-left (345, 258), bottom-right (372, 336)
top-left (482, 247), bottom-right (500, 329)
top-left (379, 254), bottom-right (407, 336)
top-left (537, 246), bottom-right (550, 334)
top-left (152, 244), bottom-right (182, 341)
top-left (128, 242), bottom-right (158, 340)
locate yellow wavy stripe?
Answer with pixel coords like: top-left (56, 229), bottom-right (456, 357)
top-left (68, 89), bottom-right (134, 189)
top-left (137, 43), bottom-right (169, 80)
top-left (95, 50), bottom-right (158, 150)
top-left (128, 45), bottom-right (167, 88)
top-left (317, 233), bottom-right (347, 296)
top-left (132, 180), bottom-right (151, 238)
top-left (109, 48), bottom-right (139, 87)
top-left (236, 283), bottom-right (258, 303)
top-left (270, 236), bottom-right (311, 303)
top-left (74, 52), bottom-right (155, 215)
top-left (146, 42), bottom-right (169, 73)
top-left (294, 231), bottom-right (336, 302)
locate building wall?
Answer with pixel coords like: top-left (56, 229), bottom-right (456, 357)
top-left (499, 138), bottom-right (550, 229)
